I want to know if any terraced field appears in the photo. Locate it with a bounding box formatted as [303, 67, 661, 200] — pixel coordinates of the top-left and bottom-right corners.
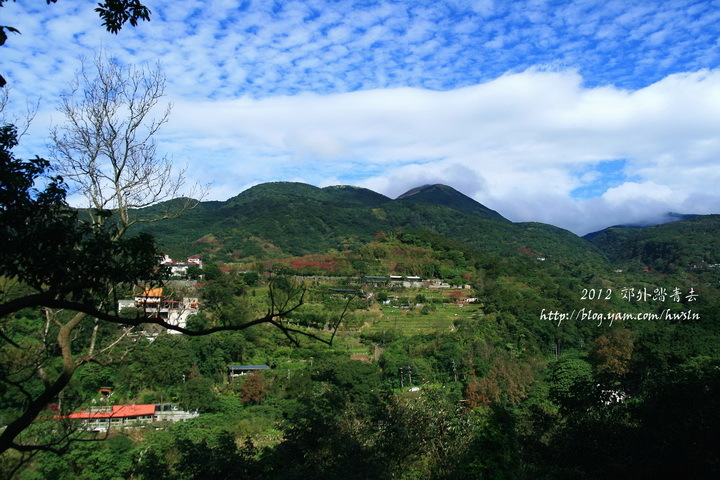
[359, 301, 482, 336]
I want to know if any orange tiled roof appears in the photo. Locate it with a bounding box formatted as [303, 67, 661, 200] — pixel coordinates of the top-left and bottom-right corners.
[141, 287, 163, 298]
[66, 404, 156, 420]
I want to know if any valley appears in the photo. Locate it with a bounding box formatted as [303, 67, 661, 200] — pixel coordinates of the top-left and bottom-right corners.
[5, 181, 720, 479]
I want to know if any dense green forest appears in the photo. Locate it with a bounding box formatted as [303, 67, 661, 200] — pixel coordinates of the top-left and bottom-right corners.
[132, 183, 609, 267]
[4, 192, 720, 478]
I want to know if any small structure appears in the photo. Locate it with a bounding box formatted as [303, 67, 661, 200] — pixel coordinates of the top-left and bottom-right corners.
[57, 404, 197, 432]
[186, 256, 203, 268]
[98, 387, 114, 399]
[403, 276, 422, 288]
[362, 275, 390, 285]
[160, 255, 203, 277]
[118, 287, 199, 332]
[363, 275, 424, 287]
[329, 288, 362, 298]
[227, 364, 271, 382]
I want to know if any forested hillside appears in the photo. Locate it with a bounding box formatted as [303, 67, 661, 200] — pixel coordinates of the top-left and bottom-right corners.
[133, 182, 610, 269]
[586, 214, 720, 273]
[5, 181, 720, 479]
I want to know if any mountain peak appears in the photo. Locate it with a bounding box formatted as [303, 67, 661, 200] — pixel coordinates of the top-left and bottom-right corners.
[397, 184, 453, 199]
[396, 184, 509, 222]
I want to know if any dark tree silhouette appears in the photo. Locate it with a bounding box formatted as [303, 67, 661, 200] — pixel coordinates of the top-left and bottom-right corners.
[0, 125, 336, 469]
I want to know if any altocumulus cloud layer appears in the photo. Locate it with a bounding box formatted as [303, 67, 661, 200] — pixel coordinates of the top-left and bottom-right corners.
[3, 0, 720, 235]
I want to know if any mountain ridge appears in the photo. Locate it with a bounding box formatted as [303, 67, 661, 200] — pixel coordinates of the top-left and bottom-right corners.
[582, 212, 701, 241]
[584, 214, 720, 272]
[394, 184, 509, 223]
[131, 181, 716, 274]
[133, 181, 574, 259]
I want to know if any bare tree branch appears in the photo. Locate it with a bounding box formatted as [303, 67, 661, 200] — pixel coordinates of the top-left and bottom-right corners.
[0, 87, 39, 140]
[0, 275, 325, 457]
[49, 51, 207, 236]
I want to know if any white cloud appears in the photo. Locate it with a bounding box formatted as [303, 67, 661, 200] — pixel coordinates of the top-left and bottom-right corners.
[149, 67, 720, 234]
[11, 64, 720, 236]
[602, 182, 675, 205]
[283, 129, 349, 158]
[4, 1, 720, 237]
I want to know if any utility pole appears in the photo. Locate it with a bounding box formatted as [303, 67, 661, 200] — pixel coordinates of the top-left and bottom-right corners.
[399, 368, 404, 389]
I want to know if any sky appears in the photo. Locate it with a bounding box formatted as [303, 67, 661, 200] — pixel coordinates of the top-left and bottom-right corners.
[3, 0, 720, 235]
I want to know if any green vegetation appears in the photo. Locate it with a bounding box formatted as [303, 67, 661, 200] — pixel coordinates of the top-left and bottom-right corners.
[586, 214, 720, 274]
[5, 204, 720, 478]
[4, 3, 718, 477]
[133, 181, 609, 268]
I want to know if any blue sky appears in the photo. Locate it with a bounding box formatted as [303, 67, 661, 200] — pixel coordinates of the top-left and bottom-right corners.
[3, 0, 720, 235]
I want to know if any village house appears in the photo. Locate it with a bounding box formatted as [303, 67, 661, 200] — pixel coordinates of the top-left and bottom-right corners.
[227, 364, 271, 382]
[360, 275, 426, 287]
[160, 254, 203, 277]
[118, 287, 199, 333]
[403, 276, 422, 287]
[58, 404, 198, 432]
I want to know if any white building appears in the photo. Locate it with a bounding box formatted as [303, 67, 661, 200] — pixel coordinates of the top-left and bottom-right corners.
[160, 255, 203, 277]
[118, 287, 199, 333]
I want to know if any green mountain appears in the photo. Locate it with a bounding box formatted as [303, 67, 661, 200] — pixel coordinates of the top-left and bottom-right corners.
[225, 182, 391, 208]
[130, 182, 604, 269]
[396, 184, 508, 222]
[584, 214, 720, 274]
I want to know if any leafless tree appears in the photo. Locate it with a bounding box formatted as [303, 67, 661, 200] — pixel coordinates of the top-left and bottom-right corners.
[0, 51, 207, 472]
[1, 50, 350, 477]
[49, 51, 204, 236]
[0, 87, 39, 140]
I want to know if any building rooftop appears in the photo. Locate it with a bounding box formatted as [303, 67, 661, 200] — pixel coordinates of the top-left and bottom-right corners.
[65, 404, 156, 420]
